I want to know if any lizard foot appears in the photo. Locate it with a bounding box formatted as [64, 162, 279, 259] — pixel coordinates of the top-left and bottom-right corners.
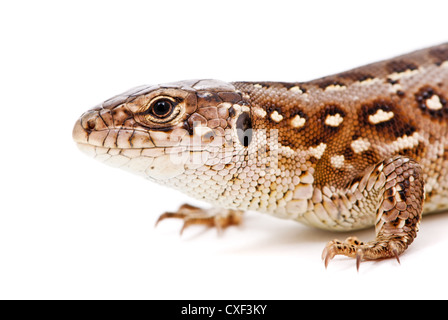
[322, 236, 405, 270]
[155, 203, 243, 235]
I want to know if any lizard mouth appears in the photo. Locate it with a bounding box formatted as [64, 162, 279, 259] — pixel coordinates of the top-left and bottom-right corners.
[73, 115, 191, 179]
[73, 118, 227, 180]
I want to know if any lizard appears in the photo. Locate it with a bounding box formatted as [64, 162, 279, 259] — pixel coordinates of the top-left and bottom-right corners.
[73, 43, 448, 269]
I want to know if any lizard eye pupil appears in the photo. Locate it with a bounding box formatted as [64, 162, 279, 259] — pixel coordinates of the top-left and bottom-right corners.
[151, 99, 173, 118]
[236, 112, 252, 147]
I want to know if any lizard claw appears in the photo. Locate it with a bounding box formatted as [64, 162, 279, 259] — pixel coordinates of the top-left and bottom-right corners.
[356, 249, 363, 271]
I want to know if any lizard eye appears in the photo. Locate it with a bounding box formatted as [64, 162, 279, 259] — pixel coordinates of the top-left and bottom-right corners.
[150, 98, 174, 118]
[236, 112, 252, 147]
[141, 96, 181, 123]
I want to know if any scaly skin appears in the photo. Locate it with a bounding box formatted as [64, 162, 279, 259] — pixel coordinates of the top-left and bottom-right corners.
[73, 43, 448, 268]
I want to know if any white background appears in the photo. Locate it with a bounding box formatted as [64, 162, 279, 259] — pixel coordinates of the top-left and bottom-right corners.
[1, 0, 448, 300]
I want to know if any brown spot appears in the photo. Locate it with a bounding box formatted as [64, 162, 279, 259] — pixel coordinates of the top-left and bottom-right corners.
[278, 82, 297, 89]
[111, 107, 132, 118]
[228, 106, 236, 118]
[343, 146, 354, 160]
[265, 105, 284, 124]
[360, 99, 418, 140]
[308, 156, 318, 164]
[397, 123, 417, 137]
[362, 150, 380, 163]
[398, 190, 406, 201]
[429, 47, 448, 66]
[387, 78, 399, 85]
[338, 71, 374, 82]
[385, 188, 394, 197]
[399, 143, 426, 160]
[316, 78, 346, 90]
[324, 104, 346, 117]
[362, 99, 394, 126]
[85, 118, 96, 132]
[386, 60, 418, 73]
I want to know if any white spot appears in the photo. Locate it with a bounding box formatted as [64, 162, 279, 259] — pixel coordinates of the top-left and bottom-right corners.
[368, 109, 394, 124]
[330, 155, 345, 168]
[324, 113, 344, 127]
[270, 110, 284, 122]
[232, 104, 250, 113]
[253, 84, 263, 88]
[290, 114, 306, 128]
[389, 132, 421, 153]
[350, 138, 371, 153]
[441, 61, 448, 68]
[280, 145, 295, 156]
[324, 84, 346, 91]
[253, 107, 267, 117]
[388, 68, 421, 81]
[357, 78, 381, 86]
[308, 143, 327, 159]
[289, 86, 303, 93]
[426, 95, 443, 110]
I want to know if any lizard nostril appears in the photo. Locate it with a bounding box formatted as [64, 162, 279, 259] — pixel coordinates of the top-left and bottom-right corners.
[80, 110, 100, 132]
[86, 118, 96, 131]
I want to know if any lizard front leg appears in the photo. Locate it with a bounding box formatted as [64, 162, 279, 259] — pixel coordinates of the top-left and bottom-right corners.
[155, 204, 244, 235]
[322, 156, 424, 270]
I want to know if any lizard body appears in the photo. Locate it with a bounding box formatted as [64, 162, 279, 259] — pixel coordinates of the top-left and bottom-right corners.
[73, 43, 448, 267]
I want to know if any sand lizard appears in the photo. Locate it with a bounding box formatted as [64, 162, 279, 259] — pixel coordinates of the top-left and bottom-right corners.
[73, 43, 448, 269]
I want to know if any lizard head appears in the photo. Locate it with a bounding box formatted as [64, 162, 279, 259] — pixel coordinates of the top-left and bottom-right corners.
[73, 80, 256, 197]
